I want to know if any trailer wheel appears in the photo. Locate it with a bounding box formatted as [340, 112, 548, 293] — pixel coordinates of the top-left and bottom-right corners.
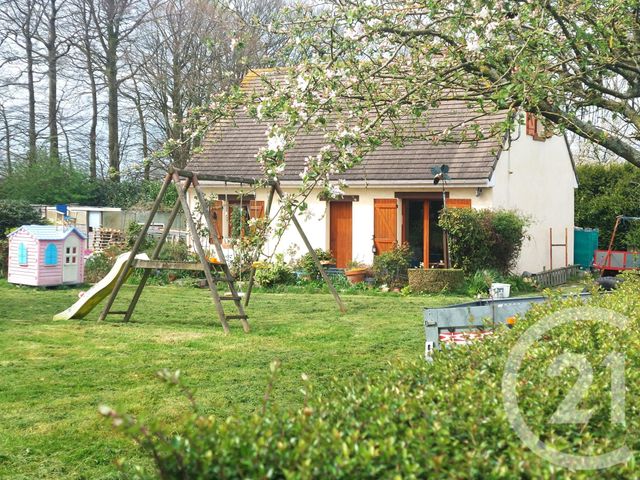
[595, 276, 623, 291]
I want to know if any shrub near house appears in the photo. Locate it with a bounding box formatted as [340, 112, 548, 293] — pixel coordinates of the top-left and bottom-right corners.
[439, 208, 529, 274]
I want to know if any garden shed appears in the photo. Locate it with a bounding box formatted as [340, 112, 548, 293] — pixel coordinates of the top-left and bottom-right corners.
[7, 225, 86, 286]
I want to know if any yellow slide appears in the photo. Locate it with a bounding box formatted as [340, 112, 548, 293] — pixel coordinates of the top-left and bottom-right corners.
[53, 252, 149, 320]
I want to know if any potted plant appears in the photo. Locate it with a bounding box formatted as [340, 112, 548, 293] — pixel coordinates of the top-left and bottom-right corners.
[345, 260, 369, 284]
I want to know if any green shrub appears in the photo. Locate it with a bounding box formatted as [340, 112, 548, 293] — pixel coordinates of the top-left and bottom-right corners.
[407, 268, 464, 293]
[0, 199, 44, 239]
[295, 249, 334, 280]
[84, 251, 113, 284]
[104, 275, 640, 478]
[0, 239, 8, 278]
[464, 269, 537, 297]
[255, 255, 296, 288]
[84, 244, 128, 283]
[126, 221, 154, 251]
[439, 208, 528, 274]
[156, 240, 194, 263]
[372, 242, 412, 287]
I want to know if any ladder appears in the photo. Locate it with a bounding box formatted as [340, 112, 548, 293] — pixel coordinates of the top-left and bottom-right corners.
[96, 169, 249, 333]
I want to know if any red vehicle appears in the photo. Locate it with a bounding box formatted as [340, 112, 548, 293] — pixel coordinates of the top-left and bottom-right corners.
[593, 215, 640, 275]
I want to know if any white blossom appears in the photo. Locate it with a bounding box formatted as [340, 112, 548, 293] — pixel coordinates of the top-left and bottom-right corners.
[267, 133, 286, 152]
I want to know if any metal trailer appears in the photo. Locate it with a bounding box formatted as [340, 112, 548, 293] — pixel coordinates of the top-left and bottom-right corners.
[424, 293, 593, 359]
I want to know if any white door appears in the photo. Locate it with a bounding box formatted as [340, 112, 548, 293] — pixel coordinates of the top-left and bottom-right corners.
[63, 236, 81, 283]
[88, 211, 102, 229]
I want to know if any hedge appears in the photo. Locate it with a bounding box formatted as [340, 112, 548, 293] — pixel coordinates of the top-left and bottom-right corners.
[104, 274, 640, 478]
[408, 268, 464, 293]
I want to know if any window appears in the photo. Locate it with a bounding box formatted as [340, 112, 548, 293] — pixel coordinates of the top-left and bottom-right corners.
[18, 243, 28, 266]
[228, 203, 250, 238]
[44, 243, 58, 265]
[65, 245, 78, 265]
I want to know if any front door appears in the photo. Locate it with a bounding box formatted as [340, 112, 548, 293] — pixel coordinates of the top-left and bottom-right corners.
[330, 202, 352, 268]
[403, 199, 445, 268]
[63, 236, 80, 283]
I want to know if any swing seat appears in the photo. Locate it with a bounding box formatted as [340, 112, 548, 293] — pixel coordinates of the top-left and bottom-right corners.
[208, 256, 222, 264]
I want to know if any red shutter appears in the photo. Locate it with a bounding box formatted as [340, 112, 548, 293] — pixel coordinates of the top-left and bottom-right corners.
[526, 113, 537, 136]
[446, 198, 472, 209]
[249, 200, 265, 219]
[209, 200, 223, 241]
[374, 199, 397, 254]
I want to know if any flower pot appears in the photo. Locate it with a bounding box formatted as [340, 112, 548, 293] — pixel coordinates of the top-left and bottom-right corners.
[345, 268, 367, 284]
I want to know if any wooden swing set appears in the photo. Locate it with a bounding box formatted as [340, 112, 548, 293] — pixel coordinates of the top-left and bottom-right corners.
[97, 167, 345, 333]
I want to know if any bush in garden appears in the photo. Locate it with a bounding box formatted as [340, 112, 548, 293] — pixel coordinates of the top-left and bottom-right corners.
[126, 221, 154, 251]
[296, 248, 334, 280]
[103, 274, 640, 478]
[0, 239, 8, 278]
[156, 240, 194, 263]
[0, 199, 44, 239]
[254, 255, 296, 288]
[84, 251, 113, 284]
[372, 242, 412, 287]
[84, 244, 128, 283]
[439, 208, 528, 274]
[464, 269, 536, 297]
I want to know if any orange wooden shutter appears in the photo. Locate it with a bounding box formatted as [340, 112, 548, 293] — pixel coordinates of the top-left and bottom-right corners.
[446, 198, 472, 209]
[525, 113, 537, 136]
[249, 200, 265, 219]
[374, 199, 397, 254]
[209, 200, 223, 241]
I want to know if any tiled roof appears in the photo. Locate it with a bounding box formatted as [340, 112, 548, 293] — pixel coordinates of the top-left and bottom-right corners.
[188, 69, 507, 184]
[9, 225, 87, 241]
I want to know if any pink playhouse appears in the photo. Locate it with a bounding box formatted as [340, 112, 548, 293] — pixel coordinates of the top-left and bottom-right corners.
[7, 225, 86, 286]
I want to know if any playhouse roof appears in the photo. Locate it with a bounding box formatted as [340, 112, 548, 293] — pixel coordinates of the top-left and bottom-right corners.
[8, 225, 87, 241]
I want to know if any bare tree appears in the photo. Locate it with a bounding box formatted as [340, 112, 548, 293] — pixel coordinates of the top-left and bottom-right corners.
[69, 0, 101, 177]
[1, 0, 45, 164]
[131, 0, 286, 170]
[0, 104, 12, 175]
[87, 0, 156, 181]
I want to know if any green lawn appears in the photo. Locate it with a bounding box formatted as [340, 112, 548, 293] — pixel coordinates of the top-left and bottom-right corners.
[0, 280, 469, 479]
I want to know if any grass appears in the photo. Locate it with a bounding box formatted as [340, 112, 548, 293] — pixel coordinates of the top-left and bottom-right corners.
[0, 279, 469, 479]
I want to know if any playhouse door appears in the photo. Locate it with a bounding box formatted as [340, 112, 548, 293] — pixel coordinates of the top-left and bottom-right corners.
[63, 236, 81, 283]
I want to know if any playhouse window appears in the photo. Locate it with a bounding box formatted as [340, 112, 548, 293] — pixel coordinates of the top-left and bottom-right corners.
[18, 243, 28, 265]
[65, 246, 78, 265]
[44, 243, 58, 266]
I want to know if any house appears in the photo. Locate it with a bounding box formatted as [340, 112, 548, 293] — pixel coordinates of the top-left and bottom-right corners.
[7, 225, 86, 286]
[34, 205, 122, 248]
[186, 71, 576, 274]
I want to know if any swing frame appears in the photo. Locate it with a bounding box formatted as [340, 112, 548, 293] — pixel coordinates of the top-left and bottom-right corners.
[176, 167, 346, 313]
[96, 167, 345, 333]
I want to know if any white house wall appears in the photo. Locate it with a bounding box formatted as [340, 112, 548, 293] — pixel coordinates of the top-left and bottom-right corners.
[490, 134, 577, 273]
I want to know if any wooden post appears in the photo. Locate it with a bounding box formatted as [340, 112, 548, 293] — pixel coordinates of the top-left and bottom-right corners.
[549, 227, 553, 270]
[122, 178, 191, 322]
[244, 185, 276, 307]
[173, 171, 231, 333]
[273, 181, 346, 313]
[98, 172, 173, 322]
[565, 227, 568, 267]
[191, 175, 250, 332]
